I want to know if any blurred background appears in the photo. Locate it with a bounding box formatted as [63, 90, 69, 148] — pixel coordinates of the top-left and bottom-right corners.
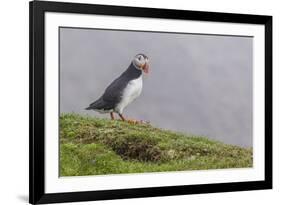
[59, 27, 253, 147]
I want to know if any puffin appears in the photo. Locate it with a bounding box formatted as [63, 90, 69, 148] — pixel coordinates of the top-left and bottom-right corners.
[85, 54, 149, 123]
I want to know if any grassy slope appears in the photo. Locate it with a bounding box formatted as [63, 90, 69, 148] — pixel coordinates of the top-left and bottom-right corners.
[60, 114, 253, 176]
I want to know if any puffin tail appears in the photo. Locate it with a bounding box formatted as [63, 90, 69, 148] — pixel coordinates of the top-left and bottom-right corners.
[85, 98, 104, 110]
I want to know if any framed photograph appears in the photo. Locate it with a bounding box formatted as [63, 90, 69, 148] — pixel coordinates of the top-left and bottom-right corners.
[29, 0, 272, 204]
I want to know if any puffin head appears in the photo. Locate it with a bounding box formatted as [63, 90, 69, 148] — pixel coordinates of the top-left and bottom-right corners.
[132, 53, 149, 74]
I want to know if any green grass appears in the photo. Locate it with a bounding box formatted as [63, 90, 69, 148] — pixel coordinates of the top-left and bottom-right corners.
[60, 113, 253, 176]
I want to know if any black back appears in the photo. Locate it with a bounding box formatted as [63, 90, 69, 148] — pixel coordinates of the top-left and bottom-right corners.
[88, 62, 142, 110]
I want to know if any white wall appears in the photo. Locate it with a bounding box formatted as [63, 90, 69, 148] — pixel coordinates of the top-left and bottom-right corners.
[0, 0, 280, 204]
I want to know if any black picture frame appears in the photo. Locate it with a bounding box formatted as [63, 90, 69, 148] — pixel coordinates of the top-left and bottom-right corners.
[29, 0, 272, 204]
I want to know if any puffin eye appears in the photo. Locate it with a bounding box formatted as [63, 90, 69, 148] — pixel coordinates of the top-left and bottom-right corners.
[138, 56, 142, 60]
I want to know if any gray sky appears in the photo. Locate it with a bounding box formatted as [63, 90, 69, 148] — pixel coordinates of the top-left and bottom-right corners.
[59, 27, 253, 147]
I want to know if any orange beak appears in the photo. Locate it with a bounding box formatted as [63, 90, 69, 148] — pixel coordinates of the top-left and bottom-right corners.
[143, 62, 149, 74]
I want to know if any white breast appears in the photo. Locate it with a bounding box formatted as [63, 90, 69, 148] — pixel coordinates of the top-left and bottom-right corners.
[115, 75, 143, 114]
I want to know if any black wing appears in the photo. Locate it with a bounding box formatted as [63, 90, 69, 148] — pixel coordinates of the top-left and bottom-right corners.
[101, 76, 128, 105]
[85, 78, 125, 110]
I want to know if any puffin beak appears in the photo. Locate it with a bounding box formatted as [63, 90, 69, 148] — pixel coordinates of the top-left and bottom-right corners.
[143, 62, 149, 74]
